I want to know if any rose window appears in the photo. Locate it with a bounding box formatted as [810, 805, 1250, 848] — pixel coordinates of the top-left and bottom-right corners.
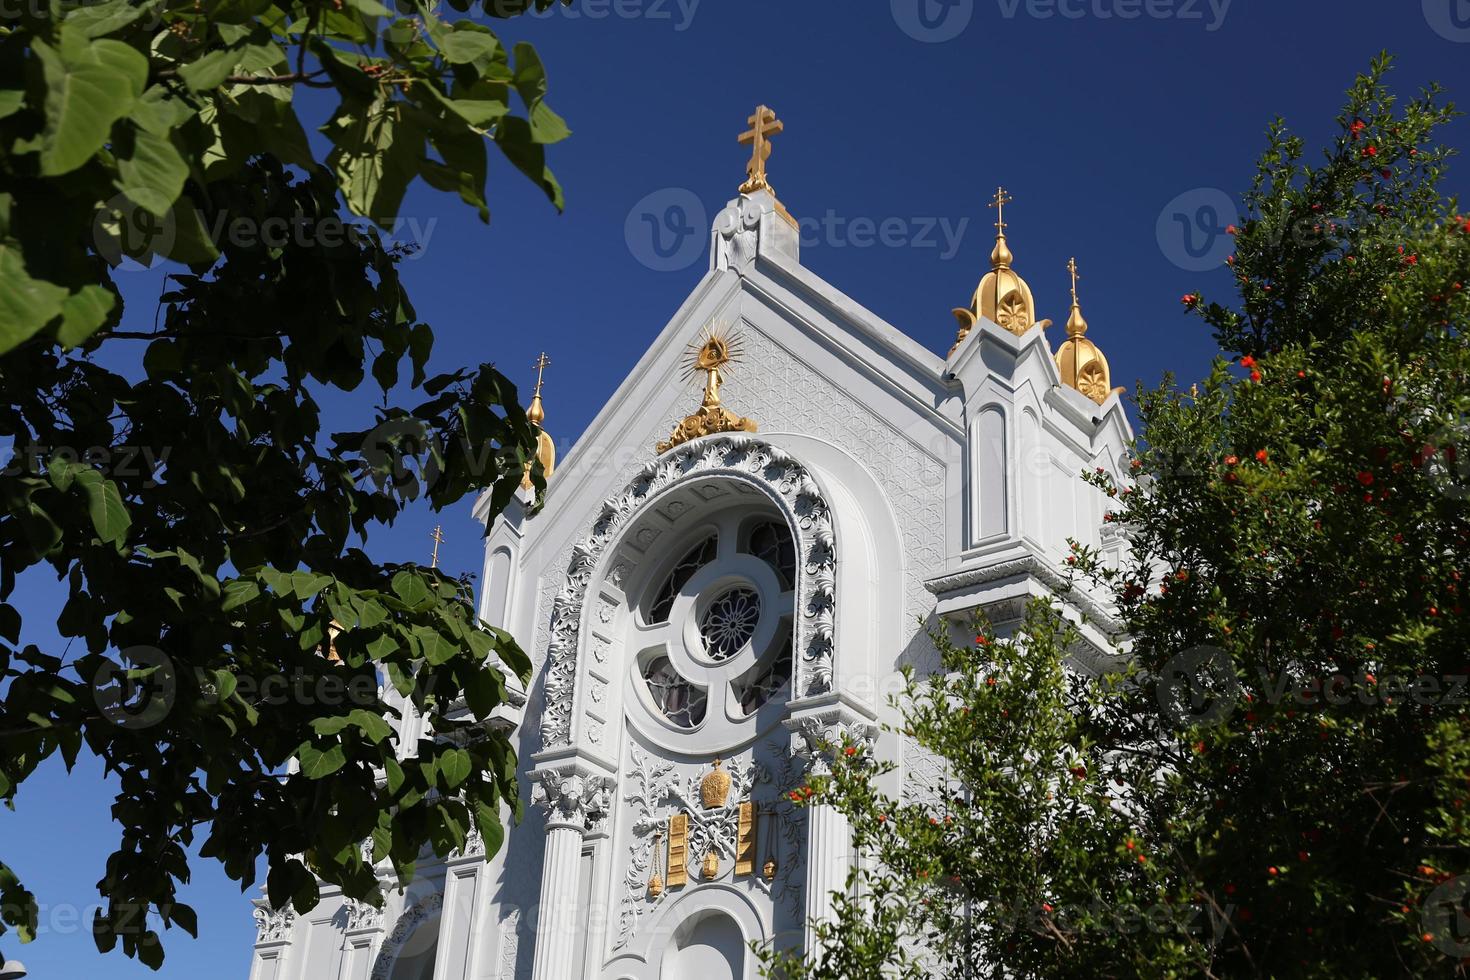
[699, 588, 760, 661]
[630, 516, 797, 737]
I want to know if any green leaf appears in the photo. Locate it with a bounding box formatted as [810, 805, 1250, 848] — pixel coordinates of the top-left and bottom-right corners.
[438, 747, 471, 789]
[297, 742, 347, 779]
[414, 626, 458, 665]
[35, 35, 148, 176]
[178, 44, 244, 91]
[221, 579, 261, 612]
[0, 245, 68, 353]
[348, 708, 393, 744]
[75, 469, 131, 545]
[441, 24, 500, 65]
[116, 127, 189, 218]
[0, 90, 24, 119]
[391, 571, 431, 607]
[56, 285, 116, 348]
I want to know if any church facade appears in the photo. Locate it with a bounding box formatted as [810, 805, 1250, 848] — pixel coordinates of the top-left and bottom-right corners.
[246, 108, 1133, 980]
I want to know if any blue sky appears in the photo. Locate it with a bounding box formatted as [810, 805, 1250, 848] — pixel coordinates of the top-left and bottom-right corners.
[5, 1, 1470, 977]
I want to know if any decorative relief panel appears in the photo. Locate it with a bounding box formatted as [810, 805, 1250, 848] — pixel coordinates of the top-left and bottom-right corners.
[369, 893, 443, 980]
[614, 741, 805, 953]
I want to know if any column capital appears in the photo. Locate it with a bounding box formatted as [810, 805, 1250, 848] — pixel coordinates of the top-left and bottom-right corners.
[784, 703, 876, 777]
[531, 762, 615, 834]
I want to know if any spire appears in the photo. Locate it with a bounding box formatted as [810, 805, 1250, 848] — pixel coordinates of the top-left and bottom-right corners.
[737, 105, 796, 227]
[949, 186, 1045, 355]
[1053, 258, 1122, 405]
[521, 353, 557, 491]
[1065, 256, 1088, 337]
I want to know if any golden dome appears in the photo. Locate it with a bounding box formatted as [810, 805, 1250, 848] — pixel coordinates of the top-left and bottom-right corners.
[950, 187, 1043, 355]
[1054, 258, 1122, 406]
[521, 354, 556, 490]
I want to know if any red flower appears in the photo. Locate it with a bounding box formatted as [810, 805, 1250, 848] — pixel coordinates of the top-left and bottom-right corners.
[1298, 850, 1309, 862]
[1227, 224, 1239, 235]
[1462, 219, 1470, 234]
[974, 635, 990, 647]
[1364, 145, 1378, 157]
[986, 677, 996, 687]
[1350, 118, 1367, 137]
[1071, 766, 1087, 780]
[1255, 449, 1269, 463]
[1268, 866, 1279, 876]
[1240, 355, 1257, 368]
[1250, 370, 1262, 383]
[1225, 455, 1240, 467]
[1181, 293, 1200, 307]
[1297, 370, 1306, 379]
[1357, 471, 1375, 486]
[844, 745, 857, 757]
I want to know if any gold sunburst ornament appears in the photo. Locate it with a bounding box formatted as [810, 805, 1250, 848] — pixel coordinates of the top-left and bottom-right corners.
[656, 324, 758, 453]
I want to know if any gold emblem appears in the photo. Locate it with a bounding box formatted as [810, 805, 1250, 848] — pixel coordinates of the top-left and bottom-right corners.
[1053, 258, 1122, 406]
[656, 326, 758, 454]
[700, 757, 732, 809]
[702, 848, 721, 880]
[950, 187, 1048, 355]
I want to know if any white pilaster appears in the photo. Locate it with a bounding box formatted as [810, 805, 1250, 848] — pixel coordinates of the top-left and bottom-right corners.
[785, 701, 877, 954]
[434, 857, 489, 980]
[528, 762, 615, 980]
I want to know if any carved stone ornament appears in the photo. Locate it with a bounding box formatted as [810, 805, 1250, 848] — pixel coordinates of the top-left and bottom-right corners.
[786, 709, 877, 778]
[251, 903, 296, 944]
[713, 195, 763, 274]
[539, 435, 838, 748]
[370, 893, 444, 980]
[532, 766, 616, 833]
[344, 898, 385, 934]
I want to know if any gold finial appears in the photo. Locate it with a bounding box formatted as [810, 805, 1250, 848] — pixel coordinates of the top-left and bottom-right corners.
[1066, 257, 1088, 337]
[656, 324, 758, 454]
[988, 186, 1015, 269]
[738, 105, 795, 227]
[521, 353, 557, 491]
[429, 525, 445, 569]
[949, 186, 1043, 354]
[1054, 257, 1122, 405]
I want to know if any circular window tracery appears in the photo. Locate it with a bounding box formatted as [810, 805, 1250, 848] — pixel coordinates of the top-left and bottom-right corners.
[698, 588, 761, 661]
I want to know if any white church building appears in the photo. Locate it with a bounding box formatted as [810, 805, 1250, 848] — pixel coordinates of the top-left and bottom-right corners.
[247, 107, 1133, 980]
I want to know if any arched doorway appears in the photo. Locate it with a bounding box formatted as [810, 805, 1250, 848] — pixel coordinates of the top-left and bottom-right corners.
[660, 910, 746, 980]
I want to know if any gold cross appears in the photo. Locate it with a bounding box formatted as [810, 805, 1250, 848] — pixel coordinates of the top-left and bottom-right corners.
[532, 352, 551, 398]
[738, 105, 784, 194]
[989, 186, 1014, 235]
[429, 524, 445, 569]
[1068, 257, 1081, 304]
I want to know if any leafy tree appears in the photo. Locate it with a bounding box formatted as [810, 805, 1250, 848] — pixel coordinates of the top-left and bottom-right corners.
[0, 0, 573, 967]
[765, 54, 1470, 979]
